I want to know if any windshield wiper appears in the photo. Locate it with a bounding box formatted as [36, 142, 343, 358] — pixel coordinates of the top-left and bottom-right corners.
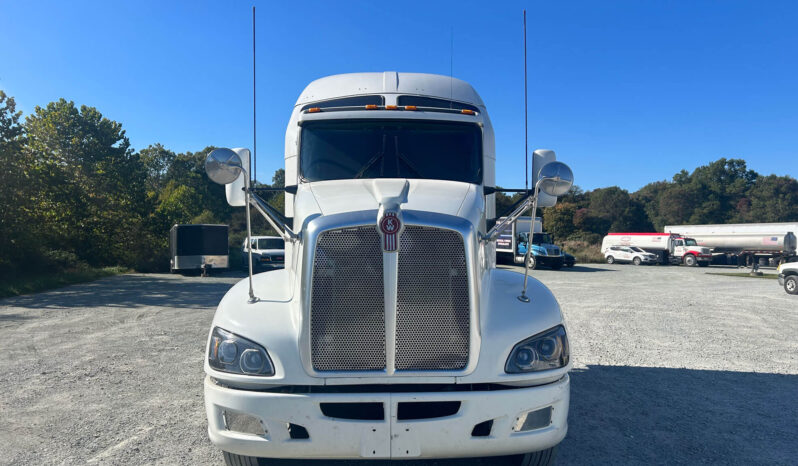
[354, 134, 388, 179]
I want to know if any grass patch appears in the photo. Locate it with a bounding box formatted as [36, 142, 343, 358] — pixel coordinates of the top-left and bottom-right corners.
[705, 272, 779, 279]
[561, 240, 605, 264]
[0, 266, 128, 298]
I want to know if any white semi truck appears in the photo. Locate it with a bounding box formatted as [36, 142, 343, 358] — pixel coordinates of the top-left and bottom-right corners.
[664, 223, 797, 265]
[601, 232, 712, 266]
[201, 72, 575, 465]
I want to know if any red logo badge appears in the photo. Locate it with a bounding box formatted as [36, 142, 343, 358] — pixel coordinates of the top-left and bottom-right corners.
[379, 212, 401, 252]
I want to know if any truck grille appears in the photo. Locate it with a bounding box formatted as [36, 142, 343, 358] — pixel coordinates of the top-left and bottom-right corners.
[310, 224, 470, 372]
[396, 226, 469, 370]
[310, 226, 385, 371]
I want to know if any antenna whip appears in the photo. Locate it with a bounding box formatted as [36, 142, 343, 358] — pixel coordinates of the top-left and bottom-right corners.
[252, 6, 257, 186]
[523, 9, 528, 191]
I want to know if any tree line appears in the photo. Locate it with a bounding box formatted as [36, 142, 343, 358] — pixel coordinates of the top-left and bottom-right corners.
[2, 90, 797, 278]
[497, 158, 798, 245]
[0, 91, 282, 279]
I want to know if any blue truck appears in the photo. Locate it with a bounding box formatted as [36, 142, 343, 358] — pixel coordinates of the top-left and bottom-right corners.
[495, 216, 573, 269]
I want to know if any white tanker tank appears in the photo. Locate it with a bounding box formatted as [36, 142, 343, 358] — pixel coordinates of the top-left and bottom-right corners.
[664, 223, 798, 257]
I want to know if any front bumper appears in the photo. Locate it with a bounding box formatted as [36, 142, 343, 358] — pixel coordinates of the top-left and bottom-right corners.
[779, 274, 785, 286]
[205, 374, 569, 459]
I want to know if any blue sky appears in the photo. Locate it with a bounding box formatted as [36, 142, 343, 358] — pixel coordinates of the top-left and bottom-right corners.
[1, 0, 796, 191]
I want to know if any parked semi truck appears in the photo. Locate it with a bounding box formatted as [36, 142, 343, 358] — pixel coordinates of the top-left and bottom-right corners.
[201, 72, 575, 465]
[496, 216, 565, 269]
[664, 223, 797, 264]
[601, 232, 712, 266]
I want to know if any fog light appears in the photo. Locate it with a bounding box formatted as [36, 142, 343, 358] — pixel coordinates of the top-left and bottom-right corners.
[512, 407, 552, 432]
[223, 410, 267, 436]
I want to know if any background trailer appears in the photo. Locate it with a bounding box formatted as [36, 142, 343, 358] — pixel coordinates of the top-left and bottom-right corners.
[169, 224, 229, 273]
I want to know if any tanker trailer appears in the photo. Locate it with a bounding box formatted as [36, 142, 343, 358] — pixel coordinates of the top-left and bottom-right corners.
[664, 223, 798, 265]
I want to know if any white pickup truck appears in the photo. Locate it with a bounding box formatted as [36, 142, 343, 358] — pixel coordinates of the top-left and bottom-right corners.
[777, 260, 798, 295]
[201, 72, 574, 465]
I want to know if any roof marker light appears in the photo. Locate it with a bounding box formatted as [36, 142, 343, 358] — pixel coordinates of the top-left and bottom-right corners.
[365, 104, 378, 110]
[307, 107, 321, 113]
[386, 105, 398, 110]
[404, 105, 417, 111]
[461, 109, 476, 115]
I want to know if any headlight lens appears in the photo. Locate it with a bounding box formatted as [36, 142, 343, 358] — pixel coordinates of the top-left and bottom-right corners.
[505, 325, 569, 373]
[208, 327, 275, 376]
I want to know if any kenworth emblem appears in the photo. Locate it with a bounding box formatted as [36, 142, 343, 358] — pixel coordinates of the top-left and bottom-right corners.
[373, 180, 410, 253]
[379, 212, 401, 252]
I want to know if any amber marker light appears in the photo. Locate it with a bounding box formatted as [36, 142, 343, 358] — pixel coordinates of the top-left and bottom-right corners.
[461, 109, 476, 115]
[365, 104, 378, 110]
[386, 105, 398, 110]
[307, 107, 321, 113]
[404, 105, 417, 111]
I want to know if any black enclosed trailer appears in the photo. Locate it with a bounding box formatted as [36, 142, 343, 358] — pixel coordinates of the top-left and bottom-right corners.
[169, 224, 229, 274]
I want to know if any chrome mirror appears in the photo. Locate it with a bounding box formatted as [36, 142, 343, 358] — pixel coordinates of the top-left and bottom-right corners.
[205, 148, 244, 185]
[538, 161, 574, 197]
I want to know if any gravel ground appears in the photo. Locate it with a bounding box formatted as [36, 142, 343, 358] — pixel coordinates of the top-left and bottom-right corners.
[0, 264, 796, 465]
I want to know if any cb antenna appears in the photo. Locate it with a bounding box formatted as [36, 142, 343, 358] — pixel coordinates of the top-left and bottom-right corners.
[523, 9, 528, 191]
[449, 27, 454, 108]
[252, 5, 257, 186]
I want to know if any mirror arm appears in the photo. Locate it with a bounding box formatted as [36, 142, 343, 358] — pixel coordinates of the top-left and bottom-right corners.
[481, 191, 537, 243]
[249, 191, 299, 242]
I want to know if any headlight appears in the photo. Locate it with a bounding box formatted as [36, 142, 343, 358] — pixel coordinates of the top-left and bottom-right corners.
[505, 325, 569, 373]
[208, 327, 275, 376]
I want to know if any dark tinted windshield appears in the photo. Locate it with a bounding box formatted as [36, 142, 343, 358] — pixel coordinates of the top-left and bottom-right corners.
[257, 238, 284, 250]
[532, 233, 553, 245]
[684, 239, 697, 246]
[300, 120, 482, 183]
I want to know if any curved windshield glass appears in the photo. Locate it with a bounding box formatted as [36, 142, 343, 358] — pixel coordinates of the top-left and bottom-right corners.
[256, 238, 284, 250]
[684, 239, 697, 246]
[300, 120, 482, 183]
[532, 233, 553, 245]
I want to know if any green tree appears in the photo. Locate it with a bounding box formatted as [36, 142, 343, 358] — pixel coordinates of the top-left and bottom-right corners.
[24, 99, 147, 266]
[744, 175, 798, 222]
[139, 143, 176, 193]
[0, 91, 29, 276]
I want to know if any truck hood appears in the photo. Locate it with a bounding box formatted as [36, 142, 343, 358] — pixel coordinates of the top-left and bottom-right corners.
[295, 179, 481, 223]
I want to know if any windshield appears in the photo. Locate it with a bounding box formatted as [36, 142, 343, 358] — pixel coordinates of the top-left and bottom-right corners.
[256, 238, 284, 250]
[532, 233, 553, 245]
[631, 247, 644, 252]
[300, 120, 482, 183]
[684, 239, 697, 246]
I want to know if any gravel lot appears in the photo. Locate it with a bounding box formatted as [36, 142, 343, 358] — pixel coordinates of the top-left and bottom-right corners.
[1, 264, 796, 465]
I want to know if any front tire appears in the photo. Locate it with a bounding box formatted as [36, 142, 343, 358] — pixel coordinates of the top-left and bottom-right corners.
[785, 276, 798, 295]
[222, 452, 260, 466]
[526, 255, 537, 270]
[633, 257, 641, 266]
[519, 446, 559, 466]
[684, 255, 697, 267]
[606, 255, 615, 264]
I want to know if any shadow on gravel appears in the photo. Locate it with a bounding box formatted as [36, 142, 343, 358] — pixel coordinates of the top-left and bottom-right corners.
[208, 366, 797, 466]
[558, 266, 615, 273]
[497, 265, 616, 273]
[2, 273, 243, 309]
[561, 365, 798, 465]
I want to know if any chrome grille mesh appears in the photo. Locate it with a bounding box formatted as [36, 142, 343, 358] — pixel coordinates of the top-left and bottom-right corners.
[311, 226, 385, 371]
[395, 226, 470, 370]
